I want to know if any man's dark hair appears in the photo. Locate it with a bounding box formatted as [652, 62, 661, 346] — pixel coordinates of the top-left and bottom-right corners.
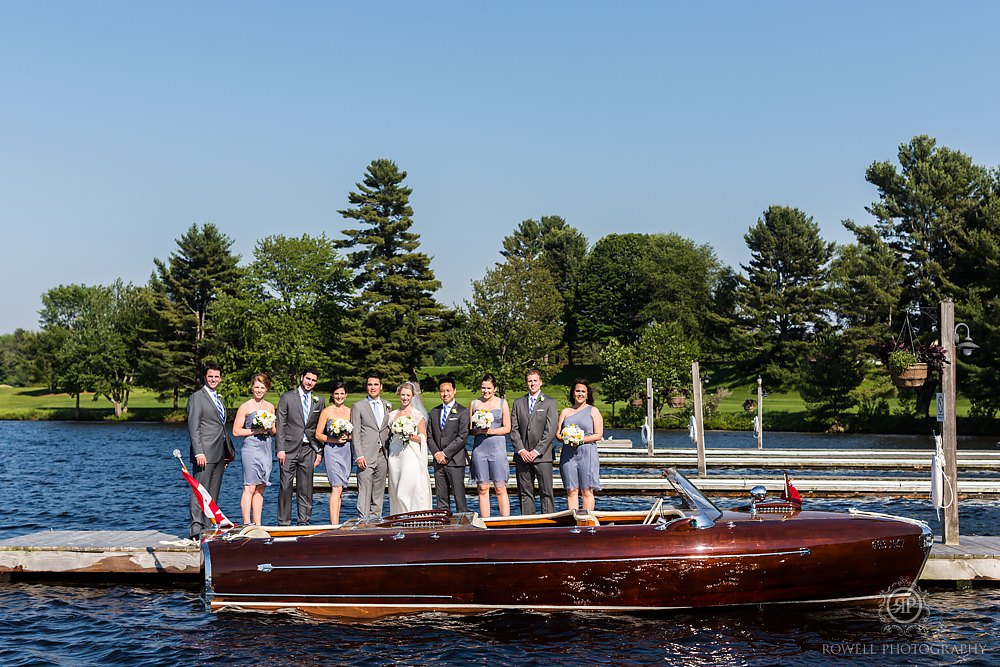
[300, 367, 319, 379]
[438, 375, 456, 390]
[364, 370, 382, 381]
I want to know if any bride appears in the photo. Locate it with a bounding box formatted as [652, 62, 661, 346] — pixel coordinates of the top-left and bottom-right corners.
[387, 381, 433, 514]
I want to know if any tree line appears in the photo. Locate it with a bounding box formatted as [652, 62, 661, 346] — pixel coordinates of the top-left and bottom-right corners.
[3, 136, 1000, 428]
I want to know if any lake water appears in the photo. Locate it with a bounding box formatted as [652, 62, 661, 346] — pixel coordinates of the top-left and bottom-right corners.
[1, 421, 998, 666]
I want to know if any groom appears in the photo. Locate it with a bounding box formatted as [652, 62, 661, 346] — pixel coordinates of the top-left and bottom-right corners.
[428, 376, 470, 513]
[351, 370, 391, 520]
[276, 368, 325, 525]
[510, 368, 558, 515]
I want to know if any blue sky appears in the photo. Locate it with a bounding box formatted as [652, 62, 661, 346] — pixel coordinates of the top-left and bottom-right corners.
[2, 1, 999, 333]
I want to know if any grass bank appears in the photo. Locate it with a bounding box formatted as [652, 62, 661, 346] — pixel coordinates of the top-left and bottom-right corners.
[2, 367, 997, 435]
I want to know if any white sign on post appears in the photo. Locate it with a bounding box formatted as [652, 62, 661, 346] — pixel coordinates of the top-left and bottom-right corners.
[936, 392, 945, 423]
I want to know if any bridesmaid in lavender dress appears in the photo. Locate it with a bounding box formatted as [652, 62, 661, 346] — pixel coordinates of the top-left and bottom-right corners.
[469, 373, 512, 517]
[555, 378, 604, 511]
[232, 373, 277, 526]
[314, 381, 353, 524]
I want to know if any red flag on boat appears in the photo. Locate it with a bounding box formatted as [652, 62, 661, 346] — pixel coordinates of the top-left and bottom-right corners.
[173, 450, 233, 528]
[782, 471, 803, 507]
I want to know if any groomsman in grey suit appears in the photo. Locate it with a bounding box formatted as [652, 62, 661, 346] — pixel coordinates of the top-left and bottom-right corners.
[510, 368, 558, 515]
[428, 376, 470, 513]
[350, 371, 391, 520]
[187, 365, 233, 538]
[276, 368, 325, 525]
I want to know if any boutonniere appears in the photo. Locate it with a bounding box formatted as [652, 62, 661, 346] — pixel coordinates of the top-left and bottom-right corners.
[312, 395, 319, 404]
[538, 395, 544, 402]
[385, 401, 392, 410]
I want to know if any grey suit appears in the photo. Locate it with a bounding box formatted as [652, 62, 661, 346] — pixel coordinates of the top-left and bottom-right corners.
[350, 396, 391, 520]
[276, 388, 325, 525]
[509, 392, 558, 514]
[428, 402, 470, 512]
[187, 386, 232, 537]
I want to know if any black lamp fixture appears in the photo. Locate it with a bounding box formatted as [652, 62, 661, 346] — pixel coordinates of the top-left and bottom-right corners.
[955, 322, 981, 357]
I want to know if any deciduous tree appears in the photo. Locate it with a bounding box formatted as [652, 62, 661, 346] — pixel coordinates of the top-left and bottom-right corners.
[454, 257, 563, 396]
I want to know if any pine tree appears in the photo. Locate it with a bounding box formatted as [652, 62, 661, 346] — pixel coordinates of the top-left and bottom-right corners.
[147, 223, 242, 392]
[735, 205, 834, 390]
[337, 159, 448, 384]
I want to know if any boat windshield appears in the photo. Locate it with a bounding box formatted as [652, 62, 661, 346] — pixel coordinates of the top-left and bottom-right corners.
[665, 468, 723, 527]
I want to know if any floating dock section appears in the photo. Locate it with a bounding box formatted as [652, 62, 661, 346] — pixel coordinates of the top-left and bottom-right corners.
[0, 530, 200, 583]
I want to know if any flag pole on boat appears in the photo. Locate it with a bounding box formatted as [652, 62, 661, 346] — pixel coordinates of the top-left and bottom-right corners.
[172, 449, 233, 530]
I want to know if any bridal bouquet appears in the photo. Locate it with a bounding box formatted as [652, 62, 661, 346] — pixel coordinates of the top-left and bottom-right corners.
[325, 418, 353, 438]
[391, 415, 418, 440]
[471, 409, 494, 430]
[561, 424, 585, 447]
[252, 410, 276, 430]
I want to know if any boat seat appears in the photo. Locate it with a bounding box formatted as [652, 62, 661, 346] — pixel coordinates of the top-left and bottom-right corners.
[574, 511, 600, 527]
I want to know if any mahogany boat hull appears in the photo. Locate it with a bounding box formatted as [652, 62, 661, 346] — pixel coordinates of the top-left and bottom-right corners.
[203, 509, 931, 617]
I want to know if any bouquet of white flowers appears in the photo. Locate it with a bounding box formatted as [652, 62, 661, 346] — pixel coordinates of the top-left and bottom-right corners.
[252, 410, 276, 430]
[325, 417, 353, 438]
[391, 415, 418, 440]
[471, 409, 494, 431]
[561, 423, 585, 447]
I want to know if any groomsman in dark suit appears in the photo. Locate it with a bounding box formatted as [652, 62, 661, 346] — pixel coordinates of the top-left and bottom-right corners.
[510, 368, 558, 514]
[276, 368, 325, 525]
[428, 376, 470, 513]
[186, 365, 233, 538]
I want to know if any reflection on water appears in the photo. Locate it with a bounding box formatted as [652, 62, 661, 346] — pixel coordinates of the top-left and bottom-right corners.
[0, 583, 997, 666]
[1, 421, 999, 665]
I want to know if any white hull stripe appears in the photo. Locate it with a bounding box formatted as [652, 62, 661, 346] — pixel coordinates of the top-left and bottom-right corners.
[210, 592, 908, 612]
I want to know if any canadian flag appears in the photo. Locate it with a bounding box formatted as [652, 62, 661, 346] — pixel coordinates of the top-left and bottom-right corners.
[173, 450, 233, 528]
[782, 471, 803, 507]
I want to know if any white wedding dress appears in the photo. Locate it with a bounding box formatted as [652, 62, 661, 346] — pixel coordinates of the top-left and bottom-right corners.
[386, 410, 433, 515]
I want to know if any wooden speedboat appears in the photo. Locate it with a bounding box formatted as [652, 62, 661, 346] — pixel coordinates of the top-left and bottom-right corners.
[202, 469, 932, 617]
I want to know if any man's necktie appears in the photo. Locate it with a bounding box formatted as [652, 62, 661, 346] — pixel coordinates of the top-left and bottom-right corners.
[302, 392, 311, 421]
[213, 391, 225, 423]
[529, 396, 536, 415]
[441, 404, 449, 430]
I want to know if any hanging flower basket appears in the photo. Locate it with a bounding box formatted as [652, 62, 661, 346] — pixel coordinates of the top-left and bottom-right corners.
[890, 362, 927, 388]
[667, 394, 686, 408]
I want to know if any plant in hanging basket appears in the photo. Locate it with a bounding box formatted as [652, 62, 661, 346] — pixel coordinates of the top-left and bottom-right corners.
[886, 348, 920, 374]
[666, 388, 687, 408]
[879, 341, 948, 388]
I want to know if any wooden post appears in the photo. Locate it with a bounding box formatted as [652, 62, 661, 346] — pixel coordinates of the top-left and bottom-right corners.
[941, 298, 960, 545]
[646, 377, 655, 455]
[756, 376, 763, 450]
[692, 361, 706, 476]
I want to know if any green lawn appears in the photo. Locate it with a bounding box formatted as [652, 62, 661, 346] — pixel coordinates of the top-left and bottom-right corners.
[0, 369, 988, 433]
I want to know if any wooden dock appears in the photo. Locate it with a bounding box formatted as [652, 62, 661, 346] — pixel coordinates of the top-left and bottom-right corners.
[1, 529, 998, 586]
[922, 536, 1000, 583]
[593, 447, 1000, 470]
[0, 530, 200, 582]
